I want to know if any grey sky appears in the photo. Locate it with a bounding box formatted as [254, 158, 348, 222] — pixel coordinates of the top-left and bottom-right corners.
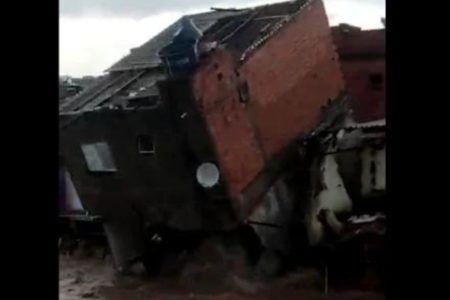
[60, 0, 220, 17]
[60, 0, 385, 77]
[60, 0, 384, 18]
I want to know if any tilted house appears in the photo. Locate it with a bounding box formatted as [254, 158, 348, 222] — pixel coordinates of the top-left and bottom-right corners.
[59, 0, 345, 270]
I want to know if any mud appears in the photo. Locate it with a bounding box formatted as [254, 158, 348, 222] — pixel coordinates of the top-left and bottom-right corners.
[59, 239, 384, 300]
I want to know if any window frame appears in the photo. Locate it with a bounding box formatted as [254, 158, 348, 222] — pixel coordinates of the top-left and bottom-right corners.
[137, 135, 155, 155]
[80, 142, 117, 173]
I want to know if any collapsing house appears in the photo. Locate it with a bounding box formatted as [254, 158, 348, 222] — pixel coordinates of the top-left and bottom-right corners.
[59, 0, 385, 279]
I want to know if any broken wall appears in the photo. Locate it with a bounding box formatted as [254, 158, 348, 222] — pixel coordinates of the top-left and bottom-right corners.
[192, 0, 344, 217]
[304, 127, 386, 246]
[249, 178, 296, 254]
[306, 154, 353, 246]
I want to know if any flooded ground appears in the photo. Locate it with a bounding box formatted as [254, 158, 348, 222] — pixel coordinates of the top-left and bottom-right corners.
[59, 239, 384, 300]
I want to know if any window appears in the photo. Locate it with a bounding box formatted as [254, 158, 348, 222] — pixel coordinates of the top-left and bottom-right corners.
[81, 142, 117, 173]
[369, 73, 383, 90]
[137, 135, 155, 155]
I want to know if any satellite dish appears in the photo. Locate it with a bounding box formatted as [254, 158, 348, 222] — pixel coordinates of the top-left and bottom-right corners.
[196, 162, 220, 188]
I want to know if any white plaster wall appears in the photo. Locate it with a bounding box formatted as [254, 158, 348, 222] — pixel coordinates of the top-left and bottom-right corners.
[64, 170, 84, 212]
[375, 146, 386, 191]
[306, 155, 353, 246]
[361, 146, 386, 196]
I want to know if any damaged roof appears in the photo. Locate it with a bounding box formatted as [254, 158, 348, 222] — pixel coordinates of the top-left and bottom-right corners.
[108, 0, 307, 72]
[60, 0, 309, 113]
[202, 0, 308, 61]
[60, 10, 248, 113]
[59, 69, 165, 112]
[107, 10, 247, 73]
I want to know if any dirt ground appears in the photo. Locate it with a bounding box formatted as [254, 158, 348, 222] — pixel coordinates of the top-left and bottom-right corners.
[59, 239, 385, 300]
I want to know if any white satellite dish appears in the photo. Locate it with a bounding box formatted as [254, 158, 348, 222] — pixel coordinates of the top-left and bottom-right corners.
[196, 162, 220, 188]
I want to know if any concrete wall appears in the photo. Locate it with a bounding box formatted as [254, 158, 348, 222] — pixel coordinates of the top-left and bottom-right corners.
[60, 109, 196, 225]
[60, 104, 237, 269]
[60, 93, 237, 227]
[60, 70, 254, 270]
[60, 109, 192, 268]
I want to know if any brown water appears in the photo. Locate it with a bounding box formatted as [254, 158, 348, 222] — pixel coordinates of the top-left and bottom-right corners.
[59, 239, 384, 300]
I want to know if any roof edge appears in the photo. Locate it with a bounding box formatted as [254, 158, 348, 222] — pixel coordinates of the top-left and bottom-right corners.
[239, 0, 314, 63]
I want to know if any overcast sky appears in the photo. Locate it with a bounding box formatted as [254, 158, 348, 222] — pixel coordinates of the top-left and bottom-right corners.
[60, 0, 385, 77]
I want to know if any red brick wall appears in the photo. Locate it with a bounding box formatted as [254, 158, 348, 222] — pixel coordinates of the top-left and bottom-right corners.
[332, 27, 385, 122]
[192, 0, 344, 197]
[192, 50, 265, 195]
[241, 0, 344, 156]
[339, 59, 385, 122]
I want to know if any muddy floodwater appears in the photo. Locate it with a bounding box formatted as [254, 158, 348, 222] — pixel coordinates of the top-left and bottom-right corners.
[59, 239, 384, 300]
